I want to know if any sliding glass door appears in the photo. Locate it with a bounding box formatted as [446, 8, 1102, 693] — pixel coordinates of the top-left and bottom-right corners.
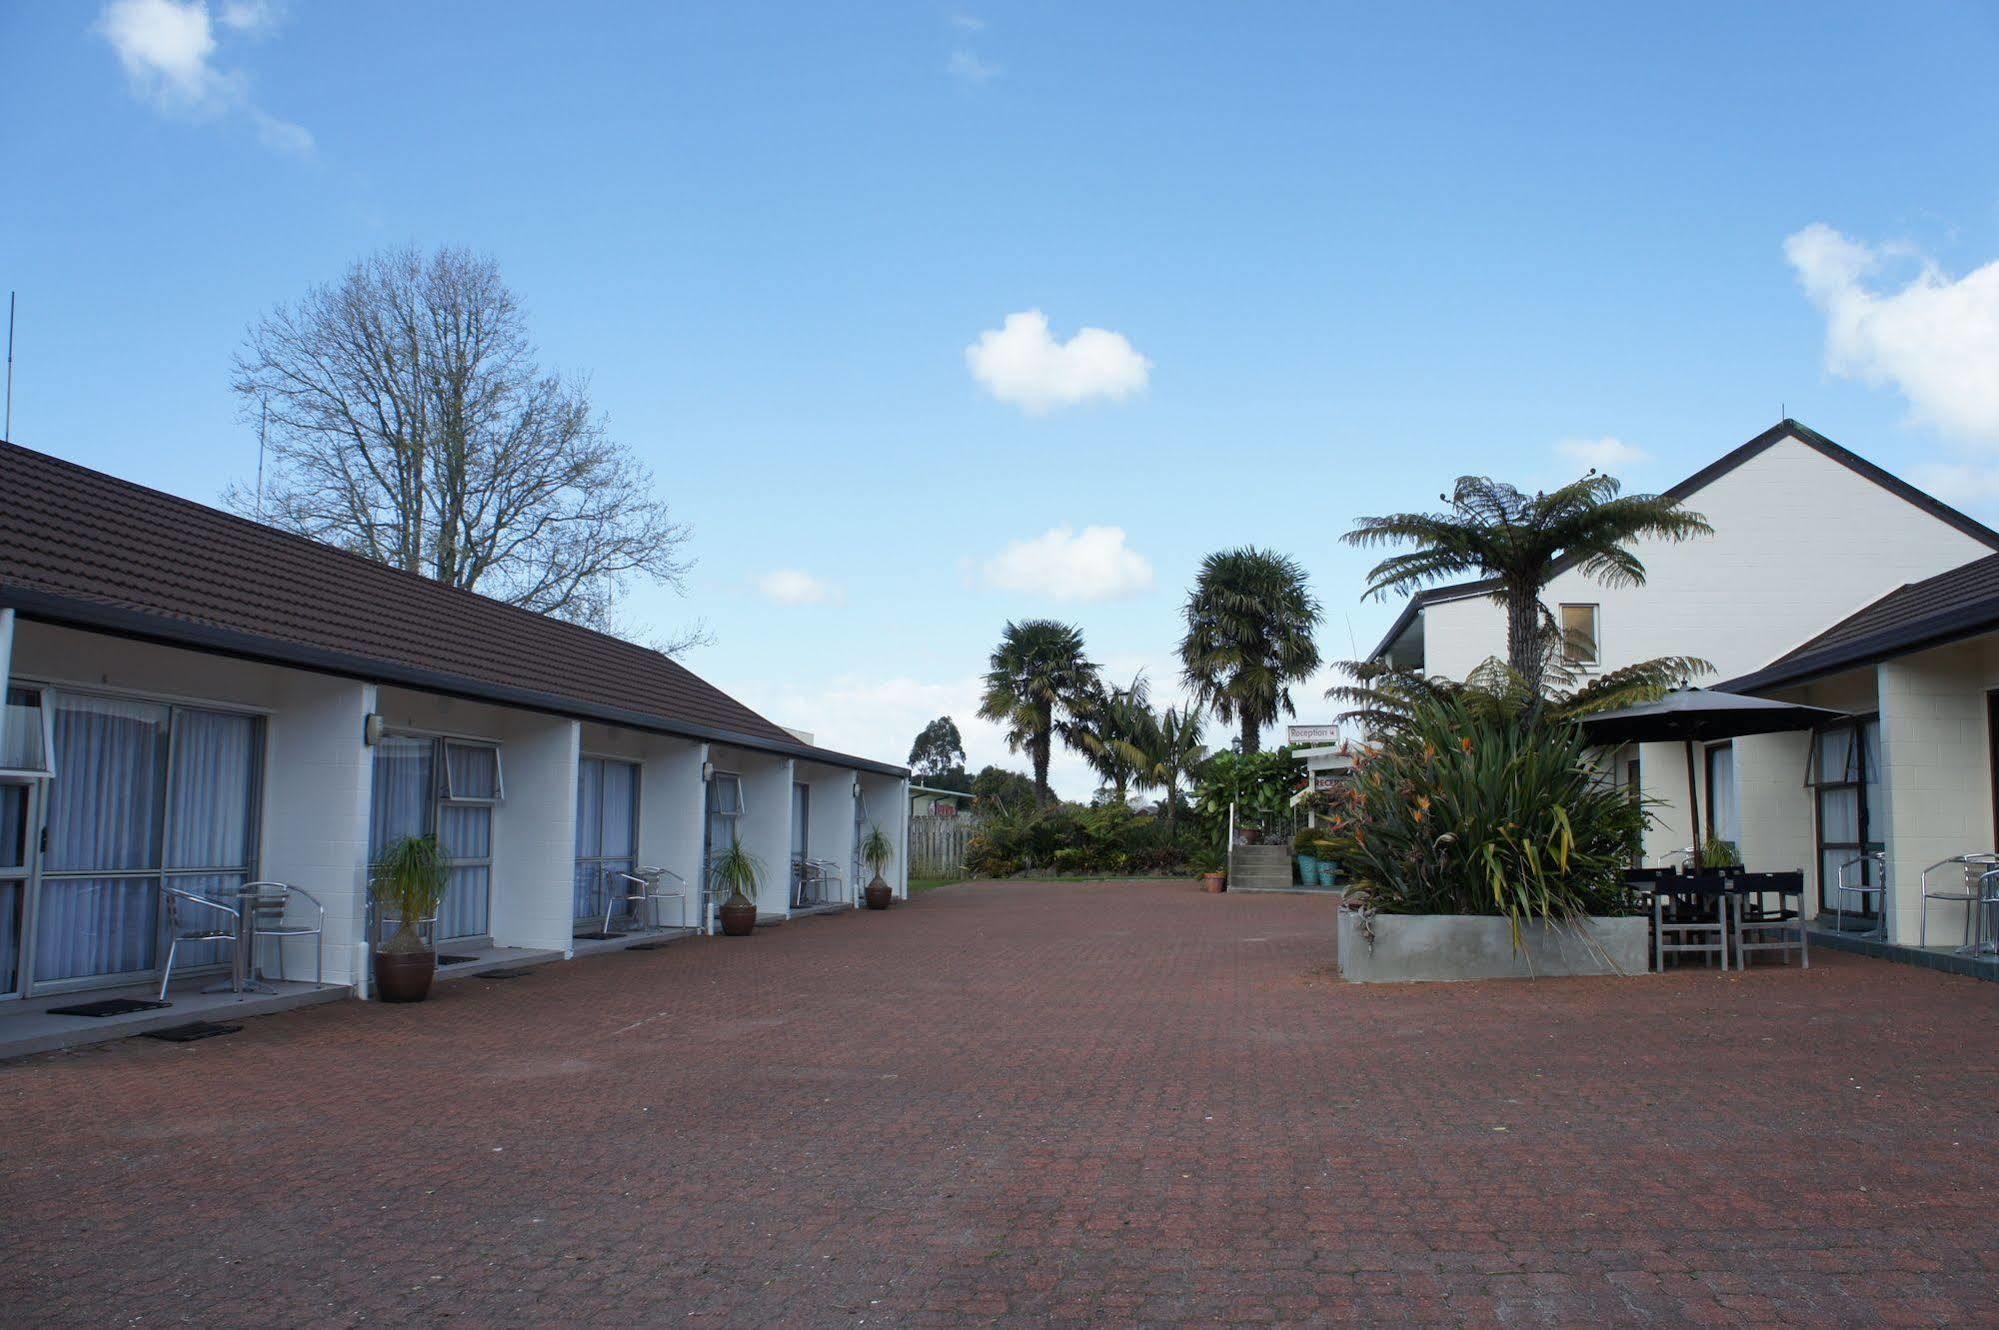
[0, 781, 33, 999]
[28, 692, 262, 994]
[369, 734, 500, 945]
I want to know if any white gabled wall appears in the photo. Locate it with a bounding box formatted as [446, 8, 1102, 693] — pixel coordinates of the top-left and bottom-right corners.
[1414, 432, 1994, 683]
[715, 746, 794, 920]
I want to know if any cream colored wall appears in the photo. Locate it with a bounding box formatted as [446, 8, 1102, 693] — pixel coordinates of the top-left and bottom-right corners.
[1733, 731, 1816, 907]
[1876, 638, 1999, 945]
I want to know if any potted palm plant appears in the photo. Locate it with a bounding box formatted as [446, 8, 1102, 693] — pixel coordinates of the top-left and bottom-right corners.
[713, 839, 763, 936]
[860, 824, 895, 909]
[372, 834, 449, 1003]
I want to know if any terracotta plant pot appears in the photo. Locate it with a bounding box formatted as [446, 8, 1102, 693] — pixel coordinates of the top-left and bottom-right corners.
[719, 900, 758, 936]
[373, 949, 436, 1003]
[864, 875, 893, 910]
[1201, 871, 1227, 894]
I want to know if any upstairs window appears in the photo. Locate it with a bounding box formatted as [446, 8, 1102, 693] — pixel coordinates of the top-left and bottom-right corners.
[1560, 604, 1599, 665]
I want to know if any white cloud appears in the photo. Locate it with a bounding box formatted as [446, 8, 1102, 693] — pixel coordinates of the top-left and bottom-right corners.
[947, 49, 999, 82]
[950, 12, 986, 32]
[965, 310, 1151, 413]
[1555, 435, 1649, 472]
[982, 525, 1155, 601]
[1785, 223, 1999, 444]
[96, 0, 311, 153]
[757, 568, 843, 606]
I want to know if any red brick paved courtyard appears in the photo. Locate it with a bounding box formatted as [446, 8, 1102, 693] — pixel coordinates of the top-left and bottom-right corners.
[4, 880, 1998, 1328]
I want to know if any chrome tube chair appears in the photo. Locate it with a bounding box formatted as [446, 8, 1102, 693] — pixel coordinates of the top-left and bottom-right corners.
[1917, 854, 1999, 949]
[247, 881, 326, 985]
[158, 884, 241, 1001]
[607, 865, 694, 935]
[1831, 851, 1888, 939]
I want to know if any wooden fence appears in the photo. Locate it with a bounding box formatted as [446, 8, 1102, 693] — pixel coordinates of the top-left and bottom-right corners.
[909, 814, 978, 876]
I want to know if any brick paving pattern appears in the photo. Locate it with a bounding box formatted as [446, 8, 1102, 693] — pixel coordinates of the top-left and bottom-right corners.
[4, 880, 1997, 1327]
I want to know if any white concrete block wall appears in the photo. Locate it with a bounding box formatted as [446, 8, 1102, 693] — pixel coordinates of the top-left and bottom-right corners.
[1732, 731, 1816, 908]
[1637, 741, 1700, 865]
[637, 737, 706, 925]
[260, 675, 375, 986]
[723, 748, 795, 919]
[490, 711, 581, 955]
[1409, 433, 1994, 683]
[1877, 643, 1997, 945]
[858, 772, 909, 898]
[799, 762, 860, 905]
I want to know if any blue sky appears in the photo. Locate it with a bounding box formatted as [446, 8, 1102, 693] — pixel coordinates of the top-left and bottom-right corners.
[5, 2, 1999, 795]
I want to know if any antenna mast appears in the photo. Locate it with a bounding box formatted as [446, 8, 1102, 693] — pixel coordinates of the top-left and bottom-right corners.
[5, 292, 14, 441]
[255, 399, 268, 518]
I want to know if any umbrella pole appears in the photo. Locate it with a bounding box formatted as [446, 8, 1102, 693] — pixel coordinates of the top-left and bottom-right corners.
[1684, 738, 1703, 871]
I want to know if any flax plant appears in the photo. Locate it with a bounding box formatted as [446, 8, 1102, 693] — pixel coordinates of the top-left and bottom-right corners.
[1324, 694, 1647, 949]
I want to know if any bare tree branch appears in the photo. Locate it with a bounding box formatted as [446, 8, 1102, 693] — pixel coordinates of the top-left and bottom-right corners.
[228, 245, 698, 644]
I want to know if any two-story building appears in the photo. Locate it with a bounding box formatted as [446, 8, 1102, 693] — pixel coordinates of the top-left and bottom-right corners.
[1365, 420, 1999, 881]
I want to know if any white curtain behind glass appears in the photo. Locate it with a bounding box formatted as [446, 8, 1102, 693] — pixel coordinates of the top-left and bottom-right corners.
[36, 696, 170, 982]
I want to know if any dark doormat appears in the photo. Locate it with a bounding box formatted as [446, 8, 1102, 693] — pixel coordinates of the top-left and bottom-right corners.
[626, 940, 677, 951]
[438, 954, 483, 966]
[142, 1021, 241, 1043]
[572, 931, 627, 941]
[49, 998, 172, 1018]
[476, 968, 533, 980]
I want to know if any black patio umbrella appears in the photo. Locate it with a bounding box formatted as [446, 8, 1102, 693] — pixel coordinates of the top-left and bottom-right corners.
[1578, 688, 1849, 869]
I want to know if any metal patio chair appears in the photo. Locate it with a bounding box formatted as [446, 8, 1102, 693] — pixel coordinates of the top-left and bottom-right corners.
[810, 857, 847, 907]
[606, 865, 694, 934]
[158, 884, 241, 1001]
[1728, 871, 1808, 969]
[1832, 851, 1888, 939]
[247, 881, 326, 985]
[1917, 854, 1999, 949]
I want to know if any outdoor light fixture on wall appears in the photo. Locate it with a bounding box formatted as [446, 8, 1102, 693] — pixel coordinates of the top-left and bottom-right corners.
[363, 713, 385, 746]
[701, 760, 715, 782]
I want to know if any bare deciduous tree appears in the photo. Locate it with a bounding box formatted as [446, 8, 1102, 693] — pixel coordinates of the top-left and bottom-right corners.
[228, 245, 701, 646]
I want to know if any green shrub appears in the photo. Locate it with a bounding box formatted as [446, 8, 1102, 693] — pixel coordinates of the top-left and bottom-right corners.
[1325, 693, 1648, 943]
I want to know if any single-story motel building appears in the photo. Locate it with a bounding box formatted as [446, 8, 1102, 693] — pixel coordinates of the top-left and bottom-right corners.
[0, 440, 909, 1052]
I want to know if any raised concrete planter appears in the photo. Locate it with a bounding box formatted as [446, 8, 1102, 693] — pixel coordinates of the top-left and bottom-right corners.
[1336, 910, 1648, 983]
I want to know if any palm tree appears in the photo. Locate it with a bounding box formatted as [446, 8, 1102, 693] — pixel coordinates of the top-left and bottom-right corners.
[977, 619, 1100, 806]
[1329, 651, 1712, 737]
[1180, 547, 1323, 755]
[1139, 703, 1208, 833]
[1076, 672, 1159, 806]
[1344, 473, 1711, 697]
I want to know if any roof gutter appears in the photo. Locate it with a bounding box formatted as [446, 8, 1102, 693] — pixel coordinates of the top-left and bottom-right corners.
[2, 587, 909, 778]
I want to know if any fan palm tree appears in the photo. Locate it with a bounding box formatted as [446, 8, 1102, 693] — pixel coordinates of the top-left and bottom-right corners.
[1180, 547, 1323, 755]
[978, 619, 1100, 806]
[1076, 672, 1159, 805]
[1140, 703, 1209, 833]
[1344, 473, 1712, 697]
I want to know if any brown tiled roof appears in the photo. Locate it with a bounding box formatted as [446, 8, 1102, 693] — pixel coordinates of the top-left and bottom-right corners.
[1720, 552, 1999, 694]
[0, 440, 903, 775]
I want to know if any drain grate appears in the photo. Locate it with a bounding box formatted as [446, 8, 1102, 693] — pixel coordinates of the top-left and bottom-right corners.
[142, 1021, 241, 1043]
